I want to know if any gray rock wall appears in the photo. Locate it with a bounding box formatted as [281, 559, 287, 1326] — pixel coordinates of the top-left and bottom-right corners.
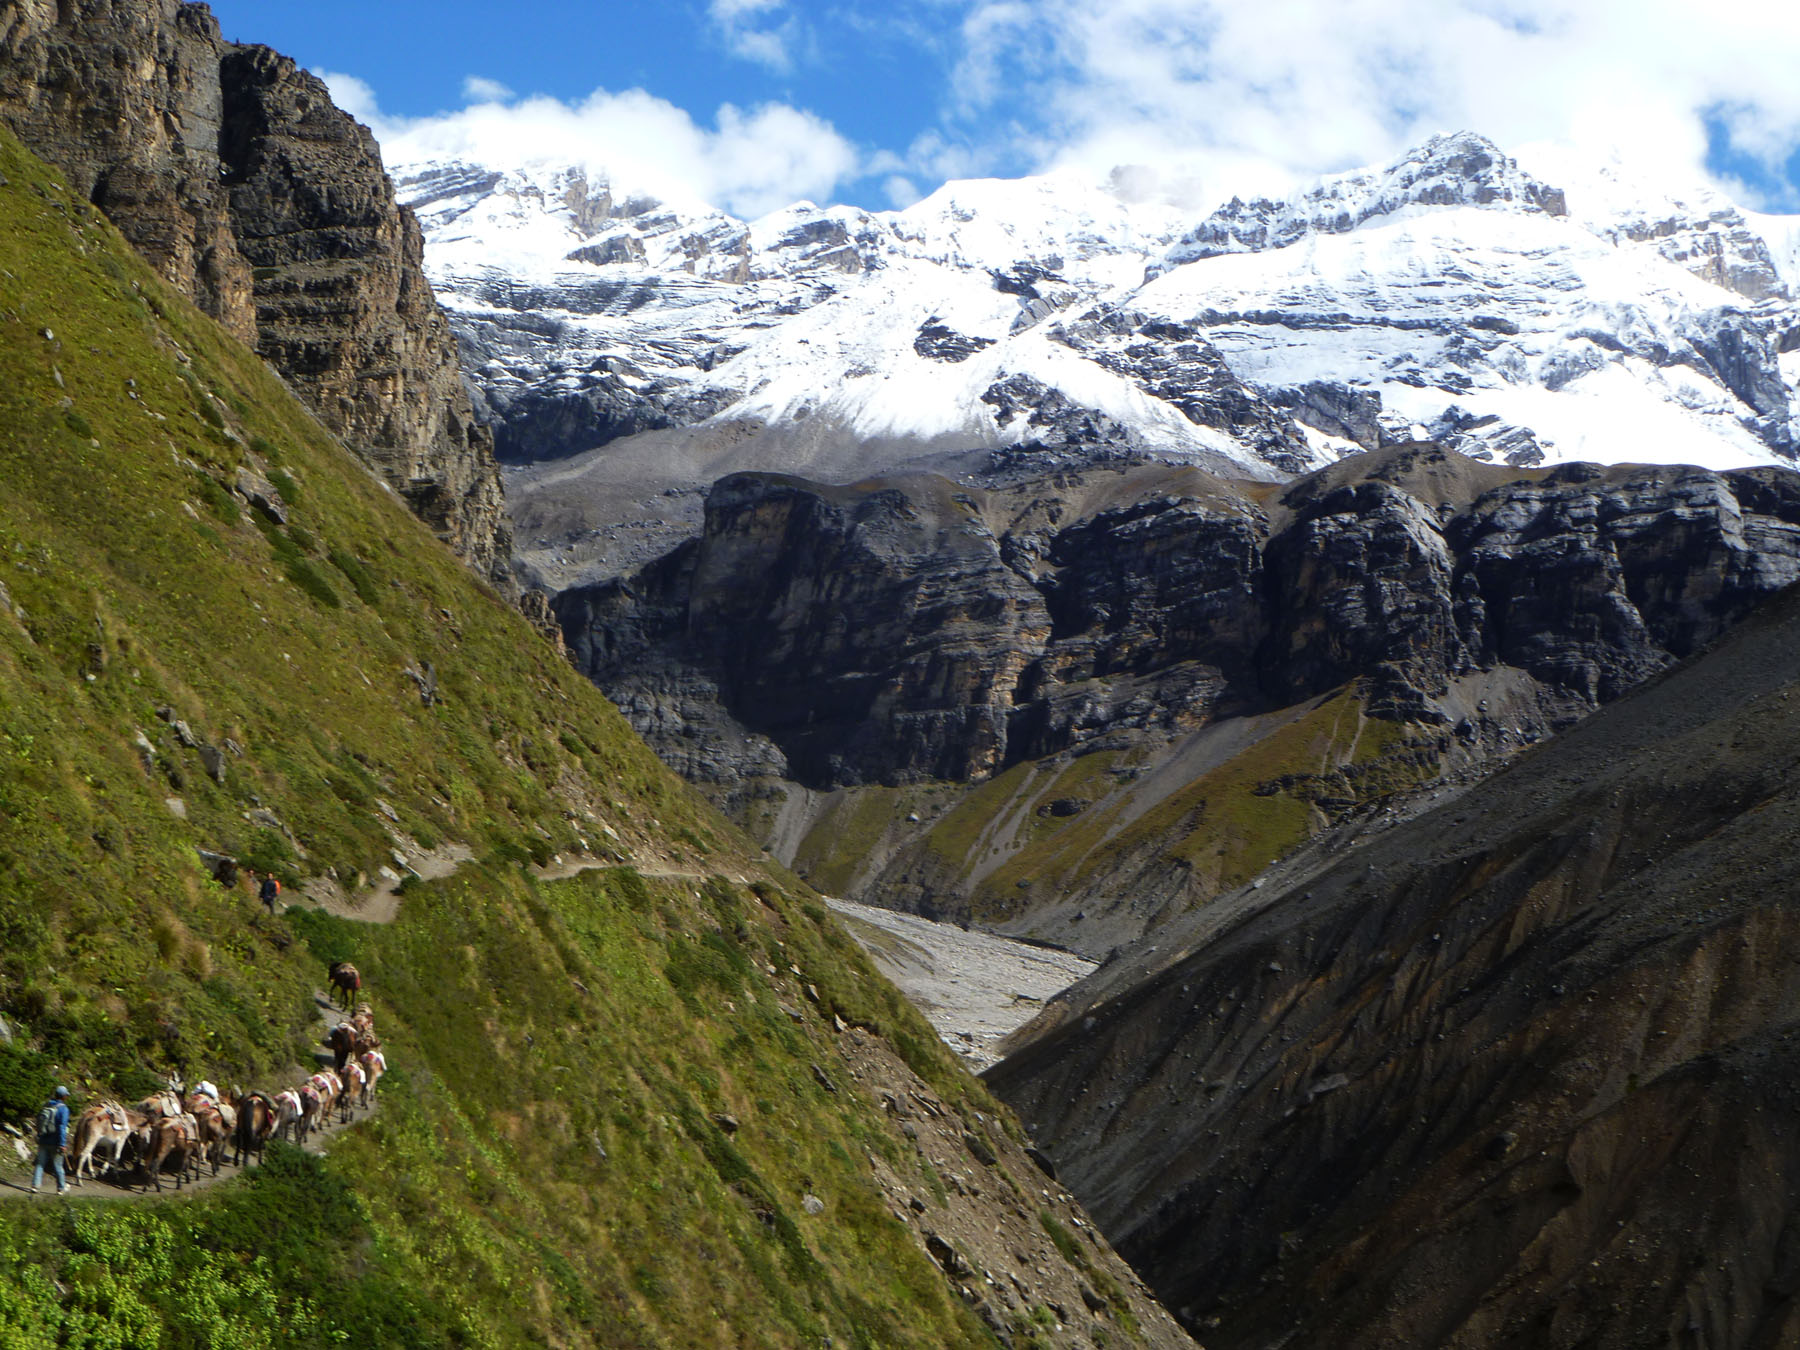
[558, 447, 1800, 791]
[0, 0, 510, 582]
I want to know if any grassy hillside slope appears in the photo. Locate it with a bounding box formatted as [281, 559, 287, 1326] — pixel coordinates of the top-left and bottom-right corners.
[788, 684, 1441, 956]
[0, 129, 1189, 1350]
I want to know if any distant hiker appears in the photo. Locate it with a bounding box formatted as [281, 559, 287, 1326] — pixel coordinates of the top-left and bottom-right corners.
[258, 872, 281, 914]
[31, 1086, 71, 1195]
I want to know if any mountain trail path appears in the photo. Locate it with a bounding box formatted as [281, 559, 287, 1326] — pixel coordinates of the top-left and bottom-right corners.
[294, 846, 751, 926]
[2, 994, 379, 1203]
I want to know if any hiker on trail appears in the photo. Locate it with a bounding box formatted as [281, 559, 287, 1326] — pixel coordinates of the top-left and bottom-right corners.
[31, 1086, 70, 1195]
[258, 872, 281, 914]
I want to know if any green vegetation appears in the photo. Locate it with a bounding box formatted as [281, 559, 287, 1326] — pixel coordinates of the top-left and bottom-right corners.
[787, 783, 933, 894]
[969, 687, 1429, 917]
[860, 685, 1438, 924]
[0, 127, 1018, 1347]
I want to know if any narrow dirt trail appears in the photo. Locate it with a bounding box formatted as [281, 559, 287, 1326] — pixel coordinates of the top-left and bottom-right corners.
[2, 994, 380, 1204]
[297, 847, 750, 926]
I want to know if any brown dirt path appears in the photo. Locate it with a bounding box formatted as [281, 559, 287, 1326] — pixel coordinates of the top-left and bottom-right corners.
[295, 847, 748, 926]
[1, 993, 379, 1203]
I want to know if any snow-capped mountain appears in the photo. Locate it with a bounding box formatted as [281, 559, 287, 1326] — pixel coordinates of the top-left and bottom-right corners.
[391, 132, 1800, 584]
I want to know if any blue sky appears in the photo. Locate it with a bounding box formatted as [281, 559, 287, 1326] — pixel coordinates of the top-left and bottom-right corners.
[206, 0, 1800, 218]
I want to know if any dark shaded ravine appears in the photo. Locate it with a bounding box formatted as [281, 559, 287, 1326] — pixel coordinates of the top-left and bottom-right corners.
[986, 580, 1800, 1349]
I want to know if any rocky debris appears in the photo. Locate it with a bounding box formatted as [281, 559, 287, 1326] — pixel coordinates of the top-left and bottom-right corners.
[559, 447, 1800, 792]
[156, 705, 200, 747]
[0, 2, 510, 583]
[197, 744, 226, 784]
[828, 898, 1096, 1070]
[837, 1027, 1195, 1348]
[987, 580, 1800, 1348]
[403, 662, 438, 707]
[195, 848, 237, 887]
[914, 321, 995, 363]
[232, 467, 287, 523]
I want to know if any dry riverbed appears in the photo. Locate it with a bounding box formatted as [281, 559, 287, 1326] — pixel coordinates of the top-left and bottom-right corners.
[826, 898, 1096, 1070]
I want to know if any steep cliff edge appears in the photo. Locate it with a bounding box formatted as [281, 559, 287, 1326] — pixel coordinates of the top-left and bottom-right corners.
[0, 0, 509, 582]
[0, 124, 1190, 1349]
[558, 447, 1800, 950]
[985, 580, 1800, 1349]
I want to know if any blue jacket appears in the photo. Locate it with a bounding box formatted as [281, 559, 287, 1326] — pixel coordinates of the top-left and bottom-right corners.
[39, 1100, 68, 1147]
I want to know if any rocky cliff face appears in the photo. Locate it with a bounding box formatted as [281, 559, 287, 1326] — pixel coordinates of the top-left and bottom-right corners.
[559, 447, 1800, 794]
[0, 0, 510, 581]
[985, 580, 1800, 1349]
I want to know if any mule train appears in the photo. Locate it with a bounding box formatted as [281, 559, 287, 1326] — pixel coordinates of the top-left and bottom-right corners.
[61, 998, 386, 1193]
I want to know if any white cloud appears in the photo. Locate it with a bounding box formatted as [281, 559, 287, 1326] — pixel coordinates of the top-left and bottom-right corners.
[461, 75, 514, 105]
[319, 70, 382, 127]
[943, 0, 1800, 209]
[709, 0, 798, 72]
[328, 3, 1800, 218]
[320, 73, 860, 220]
[882, 175, 922, 208]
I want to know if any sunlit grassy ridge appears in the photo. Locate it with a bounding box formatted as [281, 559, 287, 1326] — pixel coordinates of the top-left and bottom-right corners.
[0, 126, 1013, 1347]
[789, 686, 1439, 929]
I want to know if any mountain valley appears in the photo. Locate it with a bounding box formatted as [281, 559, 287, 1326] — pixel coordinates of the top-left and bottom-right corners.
[6, 2, 1800, 1347]
[987, 564, 1800, 1349]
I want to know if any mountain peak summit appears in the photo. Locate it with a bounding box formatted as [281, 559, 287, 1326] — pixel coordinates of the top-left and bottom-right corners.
[1169, 131, 1567, 264]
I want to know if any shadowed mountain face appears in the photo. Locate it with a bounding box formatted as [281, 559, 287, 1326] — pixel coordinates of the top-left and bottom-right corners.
[553, 447, 1800, 956]
[559, 448, 1800, 793]
[985, 580, 1800, 1349]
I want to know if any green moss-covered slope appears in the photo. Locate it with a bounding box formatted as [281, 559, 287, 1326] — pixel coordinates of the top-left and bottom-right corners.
[0, 129, 1187, 1349]
[789, 684, 1441, 952]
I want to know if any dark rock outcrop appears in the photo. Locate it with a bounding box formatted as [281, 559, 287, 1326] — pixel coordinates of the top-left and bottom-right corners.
[558, 446, 1800, 790]
[559, 473, 1048, 786]
[986, 580, 1800, 1350]
[0, 0, 510, 581]
[1056, 311, 1314, 473]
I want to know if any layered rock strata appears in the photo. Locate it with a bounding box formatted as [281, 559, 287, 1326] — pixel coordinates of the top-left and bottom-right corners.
[986, 580, 1800, 1349]
[0, 0, 509, 581]
[558, 446, 1800, 791]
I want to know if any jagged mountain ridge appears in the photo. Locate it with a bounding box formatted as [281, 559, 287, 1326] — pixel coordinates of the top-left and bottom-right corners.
[393, 132, 1800, 587]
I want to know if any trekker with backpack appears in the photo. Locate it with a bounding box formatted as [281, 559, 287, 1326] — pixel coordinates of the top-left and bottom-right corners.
[258, 872, 281, 914]
[31, 1086, 70, 1194]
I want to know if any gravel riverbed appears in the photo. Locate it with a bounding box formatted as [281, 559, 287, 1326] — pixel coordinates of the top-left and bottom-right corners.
[826, 898, 1096, 1070]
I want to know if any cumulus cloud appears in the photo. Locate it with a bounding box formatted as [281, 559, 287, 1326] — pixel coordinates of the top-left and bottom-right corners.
[325, 2, 1800, 218]
[709, 0, 799, 72]
[461, 75, 514, 105]
[319, 73, 859, 220]
[944, 0, 1800, 208]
